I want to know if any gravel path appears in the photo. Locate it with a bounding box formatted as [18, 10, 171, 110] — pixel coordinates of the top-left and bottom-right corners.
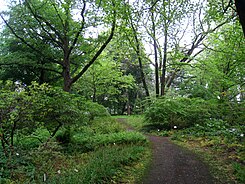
[117, 118, 215, 184]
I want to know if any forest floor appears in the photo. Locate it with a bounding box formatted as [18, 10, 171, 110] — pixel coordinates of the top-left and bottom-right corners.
[117, 118, 215, 184]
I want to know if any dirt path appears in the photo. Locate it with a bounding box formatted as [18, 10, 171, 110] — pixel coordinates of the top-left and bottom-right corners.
[117, 118, 215, 184]
[142, 136, 214, 184]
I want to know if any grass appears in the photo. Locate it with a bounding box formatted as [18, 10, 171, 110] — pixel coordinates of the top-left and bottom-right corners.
[113, 115, 147, 131]
[28, 144, 150, 184]
[0, 116, 151, 183]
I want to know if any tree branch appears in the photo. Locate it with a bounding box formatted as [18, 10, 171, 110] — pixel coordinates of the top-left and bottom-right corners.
[0, 13, 63, 66]
[25, 1, 64, 47]
[68, 0, 86, 58]
[71, 4, 117, 84]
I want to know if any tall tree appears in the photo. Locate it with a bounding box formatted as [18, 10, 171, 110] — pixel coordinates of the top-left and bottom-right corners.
[120, 0, 234, 98]
[0, 0, 119, 91]
[177, 22, 245, 101]
[235, 0, 245, 36]
[123, 1, 150, 97]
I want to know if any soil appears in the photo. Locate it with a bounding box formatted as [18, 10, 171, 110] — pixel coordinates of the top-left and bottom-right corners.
[117, 118, 215, 184]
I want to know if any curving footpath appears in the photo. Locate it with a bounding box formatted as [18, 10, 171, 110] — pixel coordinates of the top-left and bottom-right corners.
[117, 118, 215, 184]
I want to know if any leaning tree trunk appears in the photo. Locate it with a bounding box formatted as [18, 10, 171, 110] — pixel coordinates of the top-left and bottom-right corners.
[130, 22, 150, 97]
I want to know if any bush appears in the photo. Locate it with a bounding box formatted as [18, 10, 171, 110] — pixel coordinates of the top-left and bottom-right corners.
[56, 128, 72, 145]
[0, 81, 111, 157]
[81, 101, 110, 121]
[216, 101, 244, 126]
[144, 97, 210, 130]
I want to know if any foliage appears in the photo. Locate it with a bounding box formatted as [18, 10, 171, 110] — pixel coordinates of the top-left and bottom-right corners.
[73, 131, 147, 152]
[172, 118, 245, 183]
[144, 97, 210, 130]
[177, 22, 245, 103]
[73, 59, 135, 114]
[0, 114, 150, 183]
[174, 119, 244, 143]
[0, 81, 111, 157]
[0, 0, 121, 91]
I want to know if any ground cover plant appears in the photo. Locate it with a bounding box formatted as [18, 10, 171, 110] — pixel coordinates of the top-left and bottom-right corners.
[172, 119, 245, 184]
[0, 81, 150, 183]
[0, 0, 244, 183]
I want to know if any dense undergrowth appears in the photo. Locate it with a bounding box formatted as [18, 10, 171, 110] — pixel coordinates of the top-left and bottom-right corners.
[0, 117, 150, 183]
[0, 81, 150, 183]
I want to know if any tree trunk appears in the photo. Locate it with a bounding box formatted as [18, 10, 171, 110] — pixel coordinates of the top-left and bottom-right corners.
[63, 64, 72, 92]
[128, 10, 150, 97]
[63, 53, 72, 91]
[235, 0, 245, 36]
[151, 10, 159, 97]
[161, 27, 168, 96]
[133, 30, 150, 97]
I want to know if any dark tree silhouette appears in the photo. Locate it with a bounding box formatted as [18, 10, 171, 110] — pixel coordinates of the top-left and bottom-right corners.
[235, 0, 245, 36]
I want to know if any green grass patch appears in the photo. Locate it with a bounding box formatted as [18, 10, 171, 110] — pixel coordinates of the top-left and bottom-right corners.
[1, 116, 150, 183]
[114, 115, 147, 131]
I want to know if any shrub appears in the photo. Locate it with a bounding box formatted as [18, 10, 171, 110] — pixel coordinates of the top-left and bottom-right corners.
[81, 101, 110, 121]
[56, 128, 72, 145]
[144, 97, 210, 130]
[0, 81, 108, 156]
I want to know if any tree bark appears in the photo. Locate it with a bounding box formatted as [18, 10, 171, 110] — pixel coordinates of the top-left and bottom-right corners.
[151, 10, 159, 97]
[161, 27, 168, 96]
[129, 16, 150, 97]
[235, 0, 245, 36]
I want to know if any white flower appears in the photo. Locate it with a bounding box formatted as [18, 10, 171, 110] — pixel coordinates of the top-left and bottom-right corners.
[113, 142, 116, 145]
[173, 126, 177, 129]
[240, 133, 244, 137]
[74, 169, 79, 172]
[157, 129, 160, 132]
[229, 128, 236, 133]
[16, 153, 19, 156]
[57, 170, 61, 174]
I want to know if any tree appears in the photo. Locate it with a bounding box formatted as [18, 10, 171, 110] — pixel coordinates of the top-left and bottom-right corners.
[176, 20, 245, 101]
[73, 58, 135, 114]
[123, 0, 234, 97]
[235, 0, 245, 36]
[0, 0, 118, 91]
[124, 3, 150, 97]
[0, 81, 82, 156]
